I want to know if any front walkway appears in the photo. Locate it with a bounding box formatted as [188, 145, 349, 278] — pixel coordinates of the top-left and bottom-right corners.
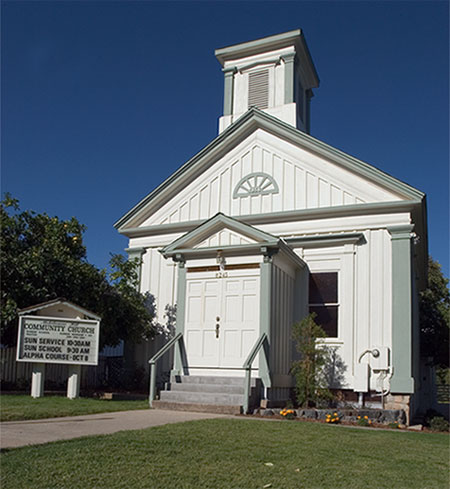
[0, 409, 232, 449]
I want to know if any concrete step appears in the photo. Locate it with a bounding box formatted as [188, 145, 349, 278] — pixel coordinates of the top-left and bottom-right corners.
[169, 382, 245, 395]
[154, 376, 261, 414]
[173, 375, 259, 387]
[160, 390, 245, 406]
[152, 400, 242, 415]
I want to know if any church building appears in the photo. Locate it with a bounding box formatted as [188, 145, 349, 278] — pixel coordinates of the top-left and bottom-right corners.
[114, 30, 427, 419]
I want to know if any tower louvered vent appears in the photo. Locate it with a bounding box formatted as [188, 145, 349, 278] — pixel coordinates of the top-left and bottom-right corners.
[248, 69, 269, 109]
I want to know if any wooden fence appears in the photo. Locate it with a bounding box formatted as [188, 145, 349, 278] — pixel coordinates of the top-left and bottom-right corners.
[1, 346, 108, 390]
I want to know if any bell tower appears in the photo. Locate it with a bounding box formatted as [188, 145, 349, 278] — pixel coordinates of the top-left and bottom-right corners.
[215, 29, 319, 134]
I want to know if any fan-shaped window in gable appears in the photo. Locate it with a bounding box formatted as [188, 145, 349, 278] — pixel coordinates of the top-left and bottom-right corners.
[232, 172, 279, 199]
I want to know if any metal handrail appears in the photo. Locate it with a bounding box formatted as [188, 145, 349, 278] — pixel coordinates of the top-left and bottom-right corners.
[148, 331, 270, 413]
[242, 332, 270, 414]
[148, 332, 184, 407]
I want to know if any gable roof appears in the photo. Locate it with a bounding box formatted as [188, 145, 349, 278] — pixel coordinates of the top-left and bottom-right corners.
[160, 212, 306, 270]
[115, 108, 425, 231]
[18, 298, 101, 320]
[162, 212, 279, 255]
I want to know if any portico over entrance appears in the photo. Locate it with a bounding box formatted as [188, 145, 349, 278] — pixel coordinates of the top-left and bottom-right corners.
[160, 213, 308, 402]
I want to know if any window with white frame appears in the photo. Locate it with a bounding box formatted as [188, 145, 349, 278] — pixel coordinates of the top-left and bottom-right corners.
[309, 272, 339, 338]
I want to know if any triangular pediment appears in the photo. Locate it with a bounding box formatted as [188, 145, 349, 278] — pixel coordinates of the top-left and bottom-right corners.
[162, 213, 278, 254]
[194, 229, 258, 248]
[116, 109, 424, 232]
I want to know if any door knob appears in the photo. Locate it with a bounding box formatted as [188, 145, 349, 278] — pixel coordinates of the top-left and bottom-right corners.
[215, 324, 220, 338]
[216, 316, 220, 322]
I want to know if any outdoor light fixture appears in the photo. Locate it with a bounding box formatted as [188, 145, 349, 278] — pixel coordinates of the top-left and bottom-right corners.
[216, 251, 226, 271]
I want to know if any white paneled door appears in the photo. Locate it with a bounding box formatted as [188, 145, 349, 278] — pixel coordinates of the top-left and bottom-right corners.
[185, 269, 260, 374]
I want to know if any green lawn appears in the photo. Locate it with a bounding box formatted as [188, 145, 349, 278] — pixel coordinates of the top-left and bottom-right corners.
[1, 418, 448, 489]
[0, 395, 149, 421]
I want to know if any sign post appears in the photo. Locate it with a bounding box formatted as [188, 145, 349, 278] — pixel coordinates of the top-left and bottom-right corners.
[67, 365, 82, 399]
[31, 363, 45, 398]
[16, 315, 100, 399]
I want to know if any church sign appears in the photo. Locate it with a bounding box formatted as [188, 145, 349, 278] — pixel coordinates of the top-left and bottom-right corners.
[16, 315, 100, 366]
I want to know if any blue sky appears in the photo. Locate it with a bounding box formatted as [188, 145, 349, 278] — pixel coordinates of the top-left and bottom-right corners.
[2, 1, 449, 277]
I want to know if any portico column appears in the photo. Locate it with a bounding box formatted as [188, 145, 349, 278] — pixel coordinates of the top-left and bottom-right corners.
[172, 257, 186, 376]
[388, 225, 415, 393]
[259, 250, 274, 388]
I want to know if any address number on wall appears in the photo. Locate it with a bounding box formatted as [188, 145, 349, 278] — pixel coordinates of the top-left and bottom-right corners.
[215, 272, 228, 278]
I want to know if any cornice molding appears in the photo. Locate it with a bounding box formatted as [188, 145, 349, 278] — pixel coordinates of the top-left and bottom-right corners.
[118, 200, 422, 238]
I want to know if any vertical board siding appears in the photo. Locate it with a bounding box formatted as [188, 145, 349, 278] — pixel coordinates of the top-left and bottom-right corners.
[301, 230, 392, 389]
[144, 142, 368, 227]
[369, 230, 384, 348]
[271, 265, 294, 376]
[382, 231, 392, 346]
[195, 229, 254, 248]
[144, 249, 177, 325]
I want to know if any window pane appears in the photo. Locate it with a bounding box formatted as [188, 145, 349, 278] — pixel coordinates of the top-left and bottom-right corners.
[309, 273, 337, 304]
[309, 306, 338, 337]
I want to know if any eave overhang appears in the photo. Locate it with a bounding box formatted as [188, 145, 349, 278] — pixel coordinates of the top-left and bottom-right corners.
[215, 29, 320, 89]
[161, 240, 306, 270]
[285, 232, 365, 249]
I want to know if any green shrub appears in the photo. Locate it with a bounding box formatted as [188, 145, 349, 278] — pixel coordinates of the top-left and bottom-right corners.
[291, 314, 332, 408]
[429, 416, 449, 432]
[388, 422, 400, 429]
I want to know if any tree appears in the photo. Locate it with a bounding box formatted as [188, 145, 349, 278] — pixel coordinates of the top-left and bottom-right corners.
[420, 257, 449, 367]
[0, 194, 156, 348]
[291, 314, 332, 408]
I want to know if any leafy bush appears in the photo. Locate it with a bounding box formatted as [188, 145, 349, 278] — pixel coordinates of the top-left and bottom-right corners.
[291, 314, 332, 408]
[388, 422, 400, 429]
[429, 416, 449, 432]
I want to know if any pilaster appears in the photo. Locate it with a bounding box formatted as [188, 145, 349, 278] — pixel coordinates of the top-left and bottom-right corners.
[222, 67, 236, 116]
[388, 225, 415, 393]
[281, 53, 296, 104]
